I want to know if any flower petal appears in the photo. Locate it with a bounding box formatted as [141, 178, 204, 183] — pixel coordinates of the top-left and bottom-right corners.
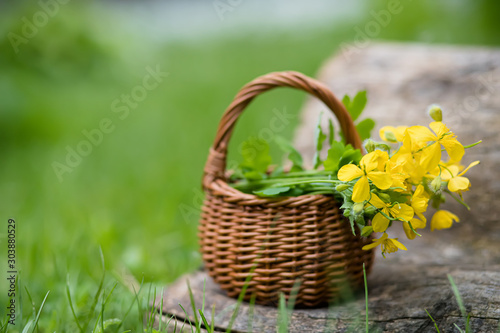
[419, 142, 442, 172]
[362, 233, 388, 250]
[352, 176, 370, 203]
[392, 203, 414, 222]
[360, 152, 381, 172]
[367, 171, 393, 190]
[458, 160, 480, 177]
[389, 238, 407, 251]
[429, 121, 449, 137]
[403, 218, 425, 240]
[411, 185, 429, 213]
[362, 242, 380, 251]
[415, 212, 427, 224]
[407, 125, 437, 143]
[440, 164, 459, 180]
[372, 212, 390, 232]
[448, 176, 470, 192]
[338, 164, 364, 181]
[441, 139, 465, 162]
[402, 221, 415, 239]
[368, 193, 387, 209]
[431, 210, 459, 231]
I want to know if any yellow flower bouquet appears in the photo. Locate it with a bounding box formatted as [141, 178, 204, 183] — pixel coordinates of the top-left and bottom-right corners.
[230, 95, 480, 257]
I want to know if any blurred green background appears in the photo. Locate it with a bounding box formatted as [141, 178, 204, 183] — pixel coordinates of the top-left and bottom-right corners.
[0, 0, 499, 330]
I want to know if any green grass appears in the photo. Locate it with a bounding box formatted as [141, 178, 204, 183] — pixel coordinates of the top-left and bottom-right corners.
[1, 0, 500, 331]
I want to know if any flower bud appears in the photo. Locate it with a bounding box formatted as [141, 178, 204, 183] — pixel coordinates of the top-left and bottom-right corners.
[383, 130, 397, 143]
[361, 226, 373, 237]
[428, 104, 443, 122]
[364, 139, 375, 153]
[430, 176, 442, 193]
[353, 202, 364, 216]
[335, 184, 350, 192]
[378, 192, 391, 202]
[374, 142, 391, 152]
[364, 205, 377, 216]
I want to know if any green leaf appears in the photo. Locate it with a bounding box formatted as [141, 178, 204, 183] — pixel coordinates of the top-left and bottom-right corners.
[243, 171, 264, 181]
[94, 319, 122, 333]
[387, 190, 411, 204]
[274, 136, 304, 172]
[240, 137, 272, 179]
[343, 91, 367, 122]
[339, 148, 362, 169]
[313, 113, 327, 169]
[270, 166, 285, 178]
[323, 141, 346, 172]
[328, 118, 335, 145]
[340, 200, 354, 211]
[253, 186, 291, 197]
[356, 118, 375, 141]
[361, 226, 373, 237]
[342, 94, 351, 109]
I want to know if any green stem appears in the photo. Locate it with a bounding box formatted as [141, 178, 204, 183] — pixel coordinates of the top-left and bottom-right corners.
[407, 220, 422, 237]
[278, 170, 334, 178]
[232, 176, 338, 190]
[444, 189, 470, 210]
[268, 179, 341, 187]
[463, 140, 482, 149]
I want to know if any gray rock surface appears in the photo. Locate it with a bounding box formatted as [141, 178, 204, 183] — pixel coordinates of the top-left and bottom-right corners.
[154, 43, 500, 332]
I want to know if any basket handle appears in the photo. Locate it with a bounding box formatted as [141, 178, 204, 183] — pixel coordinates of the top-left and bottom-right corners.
[203, 71, 363, 188]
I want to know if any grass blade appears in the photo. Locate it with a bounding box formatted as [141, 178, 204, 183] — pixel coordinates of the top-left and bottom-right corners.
[448, 274, 470, 332]
[247, 294, 255, 333]
[179, 303, 194, 333]
[454, 323, 465, 333]
[201, 279, 206, 331]
[288, 279, 301, 313]
[30, 291, 50, 333]
[92, 312, 102, 333]
[115, 276, 145, 332]
[24, 287, 36, 319]
[199, 310, 211, 333]
[211, 304, 216, 333]
[66, 275, 84, 333]
[187, 280, 200, 331]
[21, 320, 34, 333]
[448, 274, 466, 316]
[425, 309, 441, 333]
[147, 287, 157, 330]
[83, 246, 106, 332]
[226, 268, 254, 333]
[363, 263, 369, 333]
[158, 287, 165, 332]
[278, 293, 288, 333]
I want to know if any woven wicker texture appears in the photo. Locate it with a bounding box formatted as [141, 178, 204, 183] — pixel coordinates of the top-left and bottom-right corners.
[199, 71, 374, 307]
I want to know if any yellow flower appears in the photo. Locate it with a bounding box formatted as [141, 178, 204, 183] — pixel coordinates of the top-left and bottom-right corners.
[407, 122, 464, 172]
[401, 186, 428, 239]
[386, 157, 408, 189]
[338, 151, 392, 203]
[391, 130, 427, 184]
[431, 210, 459, 231]
[440, 161, 480, 194]
[367, 194, 414, 232]
[411, 185, 429, 220]
[379, 126, 408, 142]
[403, 218, 426, 240]
[362, 233, 407, 256]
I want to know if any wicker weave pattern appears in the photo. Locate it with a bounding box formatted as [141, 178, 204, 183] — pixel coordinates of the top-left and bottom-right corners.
[199, 71, 375, 307]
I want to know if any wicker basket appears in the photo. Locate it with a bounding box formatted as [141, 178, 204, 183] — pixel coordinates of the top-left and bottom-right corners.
[199, 71, 375, 307]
